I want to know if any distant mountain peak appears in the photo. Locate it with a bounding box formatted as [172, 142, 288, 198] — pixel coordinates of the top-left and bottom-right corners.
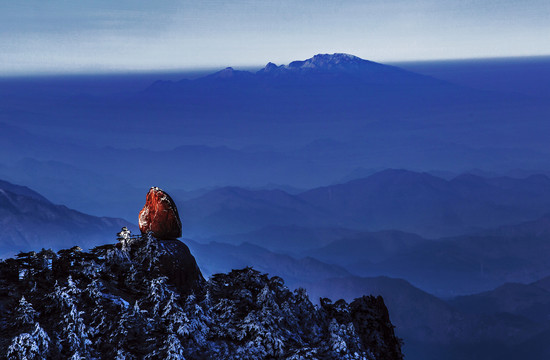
[214, 67, 236, 79]
[0, 178, 51, 204]
[256, 61, 286, 75]
[288, 53, 365, 69]
[264, 62, 278, 70]
[207, 66, 254, 80]
[257, 53, 382, 76]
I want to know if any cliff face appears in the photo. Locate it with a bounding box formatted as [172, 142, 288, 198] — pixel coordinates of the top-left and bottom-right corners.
[320, 296, 403, 360]
[0, 229, 403, 359]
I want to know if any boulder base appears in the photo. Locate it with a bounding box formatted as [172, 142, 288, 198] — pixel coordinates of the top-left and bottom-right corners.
[139, 187, 182, 239]
[158, 239, 205, 293]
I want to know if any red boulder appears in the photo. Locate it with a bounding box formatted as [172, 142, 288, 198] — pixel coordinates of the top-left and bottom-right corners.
[139, 187, 182, 239]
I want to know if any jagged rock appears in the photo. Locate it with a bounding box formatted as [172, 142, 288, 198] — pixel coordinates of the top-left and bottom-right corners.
[350, 295, 404, 360]
[321, 295, 403, 360]
[157, 239, 205, 294]
[138, 187, 182, 239]
[114, 228, 204, 295]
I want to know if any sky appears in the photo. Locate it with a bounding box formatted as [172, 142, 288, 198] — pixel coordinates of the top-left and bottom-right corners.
[1, 0, 549, 75]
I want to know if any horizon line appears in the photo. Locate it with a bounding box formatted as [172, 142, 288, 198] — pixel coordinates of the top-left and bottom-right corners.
[1, 53, 550, 79]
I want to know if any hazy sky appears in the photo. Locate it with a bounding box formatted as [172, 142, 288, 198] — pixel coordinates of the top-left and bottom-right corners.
[1, 0, 549, 74]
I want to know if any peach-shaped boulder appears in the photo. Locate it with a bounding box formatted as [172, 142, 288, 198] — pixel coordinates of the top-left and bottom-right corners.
[138, 187, 182, 239]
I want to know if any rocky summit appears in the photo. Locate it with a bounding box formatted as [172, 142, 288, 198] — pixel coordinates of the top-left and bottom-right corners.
[117, 227, 205, 295]
[0, 187, 404, 359]
[139, 186, 182, 239]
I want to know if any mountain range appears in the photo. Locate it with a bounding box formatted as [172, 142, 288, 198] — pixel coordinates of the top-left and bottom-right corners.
[185, 236, 550, 360]
[368, 214, 550, 295]
[181, 169, 550, 239]
[1, 53, 550, 360]
[0, 178, 131, 259]
[3, 168, 550, 296]
[1, 54, 550, 224]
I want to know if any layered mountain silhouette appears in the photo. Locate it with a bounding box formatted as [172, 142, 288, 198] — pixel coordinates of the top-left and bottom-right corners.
[181, 169, 550, 238]
[149, 53, 446, 92]
[3, 171, 550, 296]
[1, 54, 549, 360]
[450, 277, 550, 323]
[199, 212, 550, 297]
[202, 225, 364, 254]
[305, 230, 427, 265]
[367, 214, 550, 295]
[182, 238, 550, 360]
[184, 239, 351, 288]
[307, 276, 548, 360]
[1, 55, 550, 224]
[173, 170, 550, 299]
[143, 53, 507, 129]
[0, 179, 131, 258]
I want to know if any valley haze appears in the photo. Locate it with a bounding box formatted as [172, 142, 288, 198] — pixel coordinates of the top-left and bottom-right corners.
[1, 53, 550, 360]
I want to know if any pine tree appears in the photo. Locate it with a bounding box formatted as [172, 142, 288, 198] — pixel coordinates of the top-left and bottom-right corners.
[6, 333, 40, 360]
[47, 278, 92, 359]
[6, 297, 50, 359]
[159, 333, 186, 360]
[111, 301, 148, 358]
[14, 296, 38, 329]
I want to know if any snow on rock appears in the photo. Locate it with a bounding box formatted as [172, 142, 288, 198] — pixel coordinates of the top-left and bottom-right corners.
[138, 187, 182, 239]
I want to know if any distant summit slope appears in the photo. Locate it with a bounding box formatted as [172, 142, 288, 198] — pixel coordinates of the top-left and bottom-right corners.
[205, 67, 256, 81]
[258, 53, 382, 74]
[370, 212, 550, 296]
[288, 53, 368, 69]
[164, 53, 438, 82]
[145, 52, 449, 98]
[0, 179, 50, 204]
[181, 169, 550, 239]
[0, 178, 131, 259]
[142, 52, 513, 143]
[256, 53, 433, 84]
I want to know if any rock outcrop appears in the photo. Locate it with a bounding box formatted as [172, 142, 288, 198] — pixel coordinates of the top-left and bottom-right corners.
[321, 295, 404, 360]
[138, 187, 182, 239]
[350, 295, 404, 360]
[115, 229, 204, 295]
[135, 187, 203, 293]
[0, 185, 404, 359]
[157, 238, 205, 294]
